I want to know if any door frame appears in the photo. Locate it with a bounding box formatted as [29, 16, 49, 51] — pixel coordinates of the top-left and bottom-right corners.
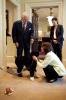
[25, 0, 63, 24]
[0, 0, 21, 69]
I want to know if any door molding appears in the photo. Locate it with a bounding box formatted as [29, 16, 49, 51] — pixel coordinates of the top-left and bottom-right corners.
[25, 0, 63, 24]
[0, 0, 21, 69]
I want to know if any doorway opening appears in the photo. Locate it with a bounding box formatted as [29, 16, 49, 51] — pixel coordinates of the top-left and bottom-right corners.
[6, 0, 17, 68]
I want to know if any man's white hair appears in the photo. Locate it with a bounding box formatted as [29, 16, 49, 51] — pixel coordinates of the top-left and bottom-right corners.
[22, 11, 29, 17]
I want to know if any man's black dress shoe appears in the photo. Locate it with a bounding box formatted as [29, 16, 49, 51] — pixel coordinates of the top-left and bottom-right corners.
[18, 73, 22, 77]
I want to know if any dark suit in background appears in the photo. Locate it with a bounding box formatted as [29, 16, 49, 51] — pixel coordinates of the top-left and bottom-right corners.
[50, 25, 64, 61]
[12, 20, 34, 73]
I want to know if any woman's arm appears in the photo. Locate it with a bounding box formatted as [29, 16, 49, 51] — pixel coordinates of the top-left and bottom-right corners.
[32, 54, 53, 68]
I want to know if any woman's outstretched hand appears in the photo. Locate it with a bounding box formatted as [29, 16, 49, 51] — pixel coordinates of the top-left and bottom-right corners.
[32, 56, 38, 61]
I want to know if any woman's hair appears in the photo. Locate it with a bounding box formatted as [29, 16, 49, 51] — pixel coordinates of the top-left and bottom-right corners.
[41, 42, 53, 54]
[52, 17, 58, 24]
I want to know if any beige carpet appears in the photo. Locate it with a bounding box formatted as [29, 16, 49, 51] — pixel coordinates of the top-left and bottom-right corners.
[0, 67, 66, 100]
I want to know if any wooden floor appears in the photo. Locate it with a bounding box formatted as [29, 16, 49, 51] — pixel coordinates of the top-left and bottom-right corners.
[0, 67, 66, 100]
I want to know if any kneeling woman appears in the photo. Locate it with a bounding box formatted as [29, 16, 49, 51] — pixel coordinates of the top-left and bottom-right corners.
[33, 43, 66, 83]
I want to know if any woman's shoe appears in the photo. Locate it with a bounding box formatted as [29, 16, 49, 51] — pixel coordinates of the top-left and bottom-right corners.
[48, 79, 57, 83]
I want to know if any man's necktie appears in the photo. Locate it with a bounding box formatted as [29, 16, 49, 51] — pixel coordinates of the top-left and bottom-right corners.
[23, 22, 27, 31]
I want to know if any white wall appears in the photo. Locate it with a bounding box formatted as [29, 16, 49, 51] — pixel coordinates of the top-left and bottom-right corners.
[62, 0, 66, 66]
[63, 0, 66, 39]
[38, 18, 48, 37]
[9, 0, 21, 21]
[0, 0, 3, 68]
[0, 0, 6, 69]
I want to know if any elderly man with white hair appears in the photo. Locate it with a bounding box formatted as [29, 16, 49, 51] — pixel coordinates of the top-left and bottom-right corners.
[12, 12, 34, 77]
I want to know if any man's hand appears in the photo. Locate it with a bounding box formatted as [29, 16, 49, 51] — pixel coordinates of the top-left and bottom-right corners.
[31, 39, 34, 44]
[15, 42, 19, 48]
[53, 40, 58, 44]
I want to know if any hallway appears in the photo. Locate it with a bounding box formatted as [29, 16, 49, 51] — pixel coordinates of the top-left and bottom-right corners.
[0, 0, 66, 100]
[0, 67, 66, 100]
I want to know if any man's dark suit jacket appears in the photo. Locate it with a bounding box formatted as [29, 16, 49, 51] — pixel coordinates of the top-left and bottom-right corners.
[50, 25, 64, 49]
[12, 20, 34, 47]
